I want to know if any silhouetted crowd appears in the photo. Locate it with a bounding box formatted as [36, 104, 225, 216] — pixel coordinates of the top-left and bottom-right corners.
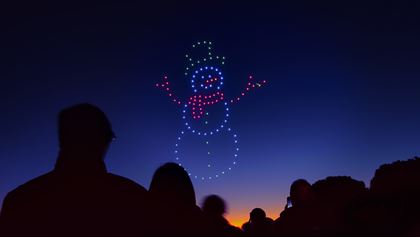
[1, 104, 420, 237]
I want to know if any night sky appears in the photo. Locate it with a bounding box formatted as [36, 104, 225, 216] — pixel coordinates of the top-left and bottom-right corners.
[2, 1, 420, 226]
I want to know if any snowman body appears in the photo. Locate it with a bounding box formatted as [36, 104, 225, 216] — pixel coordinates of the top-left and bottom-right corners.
[175, 66, 239, 180]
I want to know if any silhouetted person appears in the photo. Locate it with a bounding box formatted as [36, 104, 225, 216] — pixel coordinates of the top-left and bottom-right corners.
[0, 104, 149, 237]
[148, 162, 204, 237]
[201, 195, 243, 237]
[242, 208, 274, 237]
[274, 179, 320, 237]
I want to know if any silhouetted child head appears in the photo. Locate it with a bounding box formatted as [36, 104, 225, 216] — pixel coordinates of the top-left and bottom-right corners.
[149, 162, 196, 207]
[202, 195, 226, 217]
[250, 208, 266, 223]
[58, 103, 115, 155]
[290, 179, 313, 207]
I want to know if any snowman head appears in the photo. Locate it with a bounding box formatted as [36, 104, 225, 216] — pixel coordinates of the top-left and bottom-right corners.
[184, 41, 226, 94]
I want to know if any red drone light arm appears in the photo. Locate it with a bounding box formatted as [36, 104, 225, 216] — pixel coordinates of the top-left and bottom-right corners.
[230, 76, 267, 104]
[156, 76, 183, 106]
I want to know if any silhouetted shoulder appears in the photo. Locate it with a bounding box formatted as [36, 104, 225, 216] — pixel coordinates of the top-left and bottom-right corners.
[0, 171, 57, 235]
[107, 173, 148, 193]
[3, 172, 55, 202]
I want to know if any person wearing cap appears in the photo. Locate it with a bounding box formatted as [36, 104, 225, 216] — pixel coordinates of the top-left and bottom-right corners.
[0, 104, 150, 237]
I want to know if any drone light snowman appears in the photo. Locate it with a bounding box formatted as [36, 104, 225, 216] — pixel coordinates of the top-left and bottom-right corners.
[156, 41, 266, 180]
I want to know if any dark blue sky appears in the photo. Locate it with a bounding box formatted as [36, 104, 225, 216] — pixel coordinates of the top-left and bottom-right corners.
[1, 1, 420, 225]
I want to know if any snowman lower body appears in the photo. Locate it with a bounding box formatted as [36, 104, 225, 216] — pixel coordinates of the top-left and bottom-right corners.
[174, 127, 239, 181]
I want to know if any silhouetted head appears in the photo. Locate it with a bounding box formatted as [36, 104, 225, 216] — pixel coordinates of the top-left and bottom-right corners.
[290, 179, 313, 207]
[149, 162, 196, 207]
[58, 103, 115, 158]
[202, 194, 226, 217]
[250, 208, 266, 223]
